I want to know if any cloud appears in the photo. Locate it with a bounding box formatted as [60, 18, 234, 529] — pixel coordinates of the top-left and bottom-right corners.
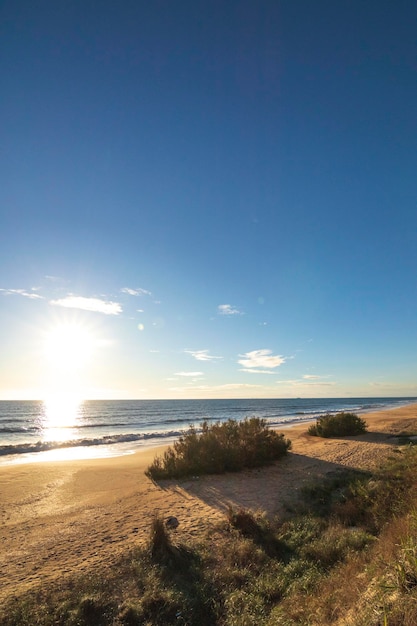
[303, 374, 332, 380]
[218, 304, 242, 315]
[185, 349, 223, 361]
[50, 295, 122, 315]
[121, 287, 152, 296]
[238, 349, 286, 371]
[45, 275, 64, 282]
[172, 383, 263, 391]
[239, 368, 275, 374]
[217, 383, 263, 390]
[0, 288, 43, 300]
[304, 382, 336, 387]
[175, 371, 204, 377]
[368, 381, 413, 389]
[276, 379, 336, 387]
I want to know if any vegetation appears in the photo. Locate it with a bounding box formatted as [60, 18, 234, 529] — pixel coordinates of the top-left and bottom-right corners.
[307, 411, 368, 437]
[146, 417, 292, 479]
[5, 444, 417, 625]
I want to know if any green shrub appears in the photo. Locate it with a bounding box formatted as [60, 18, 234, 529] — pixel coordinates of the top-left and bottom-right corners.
[300, 525, 374, 569]
[300, 468, 371, 518]
[307, 412, 367, 438]
[146, 417, 291, 479]
[227, 508, 288, 560]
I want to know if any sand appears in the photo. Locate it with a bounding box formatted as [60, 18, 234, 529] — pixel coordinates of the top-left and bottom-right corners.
[1, 403, 417, 602]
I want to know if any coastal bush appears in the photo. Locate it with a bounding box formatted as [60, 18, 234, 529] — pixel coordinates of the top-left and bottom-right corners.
[300, 468, 371, 518]
[228, 508, 263, 539]
[300, 524, 373, 569]
[227, 508, 288, 560]
[145, 417, 291, 479]
[307, 411, 367, 438]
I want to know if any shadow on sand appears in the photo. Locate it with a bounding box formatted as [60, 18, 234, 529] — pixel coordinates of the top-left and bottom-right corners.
[150, 428, 405, 520]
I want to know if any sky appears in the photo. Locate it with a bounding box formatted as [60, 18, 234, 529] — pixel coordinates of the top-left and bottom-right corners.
[1, 0, 417, 400]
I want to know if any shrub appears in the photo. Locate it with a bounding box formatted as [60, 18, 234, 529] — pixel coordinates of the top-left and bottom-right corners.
[228, 508, 263, 540]
[228, 508, 288, 560]
[76, 596, 114, 625]
[146, 417, 291, 479]
[300, 525, 374, 569]
[307, 412, 367, 438]
[300, 468, 371, 518]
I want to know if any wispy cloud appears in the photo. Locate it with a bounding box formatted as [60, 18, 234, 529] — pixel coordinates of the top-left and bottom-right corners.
[168, 382, 263, 393]
[368, 381, 416, 389]
[238, 349, 286, 371]
[218, 304, 243, 315]
[216, 383, 263, 390]
[44, 275, 64, 283]
[302, 374, 333, 380]
[121, 287, 152, 296]
[185, 349, 223, 362]
[0, 288, 43, 300]
[240, 368, 275, 374]
[50, 295, 122, 315]
[175, 371, 204, 377]
[276, 379, 336, 387]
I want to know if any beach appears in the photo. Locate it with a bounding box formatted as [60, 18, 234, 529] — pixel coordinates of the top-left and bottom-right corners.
[1, 403, 417, 603]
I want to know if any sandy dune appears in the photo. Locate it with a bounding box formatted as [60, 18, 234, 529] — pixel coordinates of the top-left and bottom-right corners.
[1, 403, 416, 602]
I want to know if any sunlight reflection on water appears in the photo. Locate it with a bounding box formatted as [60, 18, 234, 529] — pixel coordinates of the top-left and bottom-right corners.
[42, 396, 83, 442]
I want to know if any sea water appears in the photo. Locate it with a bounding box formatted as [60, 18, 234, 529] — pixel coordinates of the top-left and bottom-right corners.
[0, 397, 415, 464]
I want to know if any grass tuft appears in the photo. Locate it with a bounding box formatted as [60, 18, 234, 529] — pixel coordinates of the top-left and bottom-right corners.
[149, 513, 174, 562]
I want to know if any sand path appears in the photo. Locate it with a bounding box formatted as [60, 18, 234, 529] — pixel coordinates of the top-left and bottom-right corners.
[1, 404, 416, 602]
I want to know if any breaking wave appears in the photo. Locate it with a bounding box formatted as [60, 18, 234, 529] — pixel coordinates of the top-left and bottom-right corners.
[0, 430, 185, 458]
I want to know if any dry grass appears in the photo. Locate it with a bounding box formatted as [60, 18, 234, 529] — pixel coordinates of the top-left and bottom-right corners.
[4, 442, 417, 625]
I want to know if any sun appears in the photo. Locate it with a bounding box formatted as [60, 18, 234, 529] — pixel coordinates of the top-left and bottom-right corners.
[42, 321, 97, 407]
[43, 322, 94, 372]
[41, 322, 96, 433]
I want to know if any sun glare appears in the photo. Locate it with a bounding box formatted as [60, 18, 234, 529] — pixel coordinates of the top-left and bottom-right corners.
[42, 394, 82, 441]
[41, 321, 97, 407]
[44, 322, 94, 371]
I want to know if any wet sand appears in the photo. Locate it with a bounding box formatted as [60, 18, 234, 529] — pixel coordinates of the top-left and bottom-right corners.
[1, 403, 416, 602]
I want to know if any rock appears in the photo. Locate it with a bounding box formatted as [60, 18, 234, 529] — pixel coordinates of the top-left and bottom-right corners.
[165, 516, 179, 529]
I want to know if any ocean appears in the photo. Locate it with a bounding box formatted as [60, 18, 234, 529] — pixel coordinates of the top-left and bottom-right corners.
[0, 397, 415, 465]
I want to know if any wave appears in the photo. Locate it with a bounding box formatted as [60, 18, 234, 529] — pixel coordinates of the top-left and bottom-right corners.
[0, 415, 311, 456]
[0, 430, 188, 457]
[0, 426, 37, 434]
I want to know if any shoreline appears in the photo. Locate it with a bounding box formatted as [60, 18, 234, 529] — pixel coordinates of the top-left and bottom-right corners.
[1, 397, 416, 466]
[1, 402, 417, 602]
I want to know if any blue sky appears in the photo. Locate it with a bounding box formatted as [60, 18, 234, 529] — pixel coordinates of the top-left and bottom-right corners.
[1, 0, 416, 400]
